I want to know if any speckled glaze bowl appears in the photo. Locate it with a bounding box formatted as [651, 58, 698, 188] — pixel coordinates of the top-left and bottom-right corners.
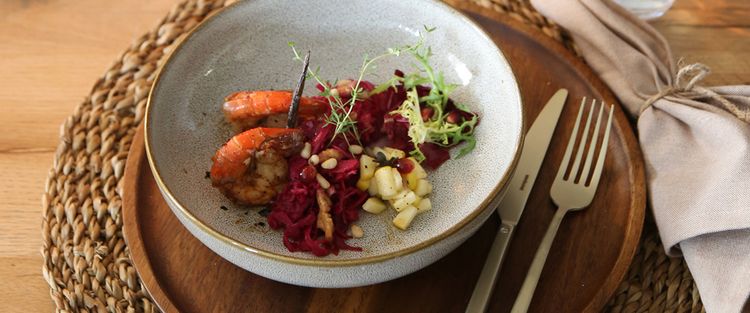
[146, 0, 523, 287]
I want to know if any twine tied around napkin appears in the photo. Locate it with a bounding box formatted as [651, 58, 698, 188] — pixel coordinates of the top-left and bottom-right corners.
[641, 61, 750, 122]
[530, 0, 750, 312]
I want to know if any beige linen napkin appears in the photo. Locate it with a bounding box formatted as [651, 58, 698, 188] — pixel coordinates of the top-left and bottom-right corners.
[529, 0, 750, 312]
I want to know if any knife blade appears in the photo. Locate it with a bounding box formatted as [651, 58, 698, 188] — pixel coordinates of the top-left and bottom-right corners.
[466, 88, 568, 313]
[498, 88, 567, 223]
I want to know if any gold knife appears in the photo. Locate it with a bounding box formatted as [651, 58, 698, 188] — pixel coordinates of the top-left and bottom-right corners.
[465, 88, 568, 313]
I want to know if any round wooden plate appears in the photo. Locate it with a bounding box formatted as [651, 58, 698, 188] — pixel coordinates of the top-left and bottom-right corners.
[123, 3, 645, 312]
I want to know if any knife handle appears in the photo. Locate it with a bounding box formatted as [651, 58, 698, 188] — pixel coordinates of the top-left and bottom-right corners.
[511, 206, 568, 313]
[465, 221, 515, 313]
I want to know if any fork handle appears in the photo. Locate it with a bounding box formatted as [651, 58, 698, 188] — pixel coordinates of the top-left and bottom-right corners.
[510, 206, 568, 313]
[465, 221, 515, 313]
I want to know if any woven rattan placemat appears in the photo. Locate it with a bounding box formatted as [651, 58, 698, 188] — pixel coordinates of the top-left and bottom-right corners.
[40, 0, 704, 312]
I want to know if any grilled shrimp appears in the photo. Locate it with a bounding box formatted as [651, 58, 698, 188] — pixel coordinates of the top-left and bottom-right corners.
[223, 90, 327, 131]
[210, 127, 304, 205]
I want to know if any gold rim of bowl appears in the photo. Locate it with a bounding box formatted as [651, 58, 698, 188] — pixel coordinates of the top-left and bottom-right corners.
[144, 0, 526, 267]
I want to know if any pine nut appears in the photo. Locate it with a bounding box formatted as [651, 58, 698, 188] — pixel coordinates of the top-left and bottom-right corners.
[321, 158, 338, 169]
[300, 142, 312, 159]
[316, 174, 331, 189]
[309, 154, 320, 165]
[348, 144, 363, 155]
[351, 224, 364, 238]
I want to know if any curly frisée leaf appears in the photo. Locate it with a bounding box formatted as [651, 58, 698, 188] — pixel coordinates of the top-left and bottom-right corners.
[386, 31, 479, 162]
[391, 89, 429, 160]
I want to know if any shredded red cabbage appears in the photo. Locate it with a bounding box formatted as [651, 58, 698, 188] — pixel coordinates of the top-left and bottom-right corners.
[268, 72, 471, 256]
[268, 120, 367, 256]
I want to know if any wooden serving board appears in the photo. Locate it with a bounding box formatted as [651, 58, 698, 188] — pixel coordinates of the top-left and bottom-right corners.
[122, 3, 645, 312]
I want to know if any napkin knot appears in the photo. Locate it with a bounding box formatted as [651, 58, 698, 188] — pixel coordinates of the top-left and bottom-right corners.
[640, 62, 749, 122]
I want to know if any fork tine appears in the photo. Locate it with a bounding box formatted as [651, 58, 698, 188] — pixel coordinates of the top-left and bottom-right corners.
[568, 98, 596, 182]
[588, 104, 614, 188]
[556, 97, 586, 182]
[578, 100, 605, 184]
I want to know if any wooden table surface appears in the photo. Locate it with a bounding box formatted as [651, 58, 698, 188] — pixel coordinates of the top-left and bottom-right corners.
[0, 0, 747, 312]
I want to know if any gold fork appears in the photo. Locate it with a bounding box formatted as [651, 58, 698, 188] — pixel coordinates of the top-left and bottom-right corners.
[510, 99, 614, 313]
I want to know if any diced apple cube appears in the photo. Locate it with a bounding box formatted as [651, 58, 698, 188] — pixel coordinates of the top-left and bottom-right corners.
[404, 173, 418, 190]
[362, 197, 387, 214]
[356, 177, 370, 191]
[368, 177, 379, 196]
[382, 189, 408, 201]
[374, 166, 397, 198]
[390, 191, 417, 212]
[412, 195, 422, 207]
[417, 198, 432, 213]
[391, 191, 417, 212]
[404, 158, 428, 190]
[392, 168, 404, 191]
[359, 155, 377, 180]
[393, 206, 418, 230]
[415, 179, 433, 197]
[410, 158, 427, 179]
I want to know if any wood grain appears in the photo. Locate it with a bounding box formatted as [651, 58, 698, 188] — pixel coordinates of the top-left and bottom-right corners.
[122, 4, 645, 312]
[651, 0, 750, 85]
[0, 1, 179, 312]
[1, 0, 749, 312]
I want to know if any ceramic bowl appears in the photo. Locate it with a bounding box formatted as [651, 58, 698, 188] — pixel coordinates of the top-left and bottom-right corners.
[146, 0, 523, 288]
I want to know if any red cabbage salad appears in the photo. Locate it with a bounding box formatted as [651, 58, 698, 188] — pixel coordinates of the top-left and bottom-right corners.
[209, 32, 479, 256]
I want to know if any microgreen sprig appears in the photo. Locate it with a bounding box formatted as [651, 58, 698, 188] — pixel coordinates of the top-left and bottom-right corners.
[288, 25, 477, 161]
[289, 42, 355, 143]
[289, 42, 405, 145]
[289, 27, 436, 145]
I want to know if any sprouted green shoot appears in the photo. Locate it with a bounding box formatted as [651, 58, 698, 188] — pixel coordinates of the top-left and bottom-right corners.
[289, 25, 477, 161]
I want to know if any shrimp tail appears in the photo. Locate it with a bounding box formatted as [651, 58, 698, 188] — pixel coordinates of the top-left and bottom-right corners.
[223, 91, 327, 131]
[210, 128, 304, 205]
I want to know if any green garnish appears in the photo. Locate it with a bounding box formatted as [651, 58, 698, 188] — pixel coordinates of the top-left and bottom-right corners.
[289, 25, 478, 161]
[290, 42, 402, 145]
[387, 30, 479, 162]
[290, 42, 356, 144]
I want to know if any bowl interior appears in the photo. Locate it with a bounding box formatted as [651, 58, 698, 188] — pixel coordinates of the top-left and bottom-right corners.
[147, 0, 522, 263]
